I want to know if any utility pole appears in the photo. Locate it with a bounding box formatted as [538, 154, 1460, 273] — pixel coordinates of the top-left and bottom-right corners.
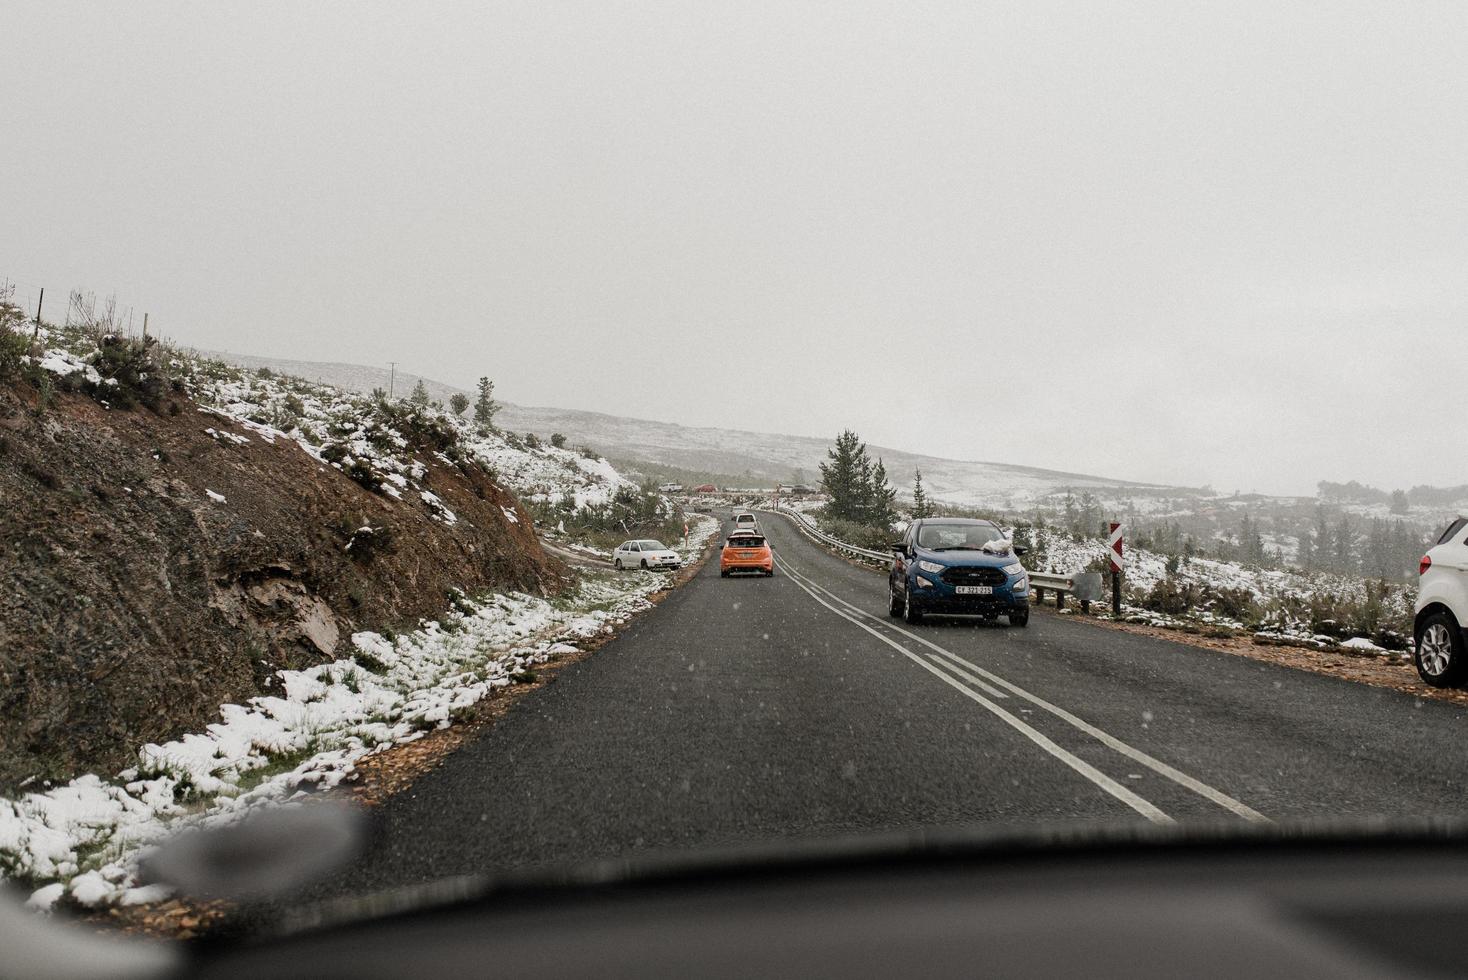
[32, 287, 43, 339]
[142, 312, 149, 339]
[388, 362, 397, 399]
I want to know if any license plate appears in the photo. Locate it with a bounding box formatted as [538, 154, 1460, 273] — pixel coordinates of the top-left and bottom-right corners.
[955, 585, 993, 595]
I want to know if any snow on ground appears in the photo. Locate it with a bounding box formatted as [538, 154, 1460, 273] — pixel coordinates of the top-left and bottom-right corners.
[21, 325, 636, 524]
[0, 529, 716, 912]
[3, 329, 720, 911]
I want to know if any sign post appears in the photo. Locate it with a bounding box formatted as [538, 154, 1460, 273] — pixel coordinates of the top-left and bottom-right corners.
[1108, 522, 1124, 617]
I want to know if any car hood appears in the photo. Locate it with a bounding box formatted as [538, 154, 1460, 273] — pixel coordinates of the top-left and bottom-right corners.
[913, 546, 1015, 568]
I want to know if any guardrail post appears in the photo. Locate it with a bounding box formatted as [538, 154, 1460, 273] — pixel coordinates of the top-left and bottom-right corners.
[1056, 591, 1065, 611]
[1035, 586, 1046, 605]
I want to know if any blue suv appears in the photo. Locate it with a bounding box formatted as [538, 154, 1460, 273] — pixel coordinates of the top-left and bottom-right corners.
[888, 518, 1030, 627]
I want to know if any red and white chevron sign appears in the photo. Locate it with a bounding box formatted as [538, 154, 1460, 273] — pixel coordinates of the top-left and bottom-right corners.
[1108, 522, 1124, 573]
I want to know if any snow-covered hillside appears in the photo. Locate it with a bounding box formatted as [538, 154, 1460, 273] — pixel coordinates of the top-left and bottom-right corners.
[2, 327, 717, 911]
[204, 349, 1170, 509]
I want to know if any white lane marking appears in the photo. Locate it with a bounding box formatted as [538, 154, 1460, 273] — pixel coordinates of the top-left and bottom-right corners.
[773, 552, 1269, 824]
[924, 654, 1010, 700]
[772, 554, 1175, 824]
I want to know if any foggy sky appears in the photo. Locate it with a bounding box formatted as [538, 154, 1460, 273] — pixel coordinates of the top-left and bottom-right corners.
[3, 2, 1464, 496]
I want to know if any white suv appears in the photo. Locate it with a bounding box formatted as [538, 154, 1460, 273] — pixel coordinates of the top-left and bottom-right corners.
[1414, 516, 1468, 686]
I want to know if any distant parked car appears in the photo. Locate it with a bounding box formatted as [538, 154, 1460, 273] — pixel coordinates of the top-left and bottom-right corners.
[694, 484, 718, 494]
[888, 518, 1030, 627]
[657, 483, 684, 493]
[721, 530, 773, 577]
[1414, 515, 1468, 686]
[613, 540, 682, 571]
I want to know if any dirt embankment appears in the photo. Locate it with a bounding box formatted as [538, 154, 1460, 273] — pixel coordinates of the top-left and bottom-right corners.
[0, 383, 568, 790]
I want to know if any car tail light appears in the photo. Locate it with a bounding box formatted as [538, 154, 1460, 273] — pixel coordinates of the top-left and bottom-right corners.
[1420, 554, 1433, 576]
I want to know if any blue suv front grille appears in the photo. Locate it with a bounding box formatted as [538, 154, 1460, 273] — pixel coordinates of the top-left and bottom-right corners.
[940, 566, 1007, 587]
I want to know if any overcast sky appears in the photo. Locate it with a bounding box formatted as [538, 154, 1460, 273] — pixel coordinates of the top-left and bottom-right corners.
[3, 2, 1463, 496]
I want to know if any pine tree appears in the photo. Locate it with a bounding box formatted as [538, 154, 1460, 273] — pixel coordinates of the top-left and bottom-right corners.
[473, 377, 499, 429]
[1333, 512, 1356, 573]
[1390, 489, 1409, 515]
[865, 457, 897, 528]
[1296, 526, 1315, 572]
[409, 379, 430, 407]
[819, 430, 867, 522]
[1312, 505, 1333, 572]
[911, 469, 931, 519]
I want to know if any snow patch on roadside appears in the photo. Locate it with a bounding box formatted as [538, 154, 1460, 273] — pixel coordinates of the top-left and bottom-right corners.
[0, 554, 712, 911]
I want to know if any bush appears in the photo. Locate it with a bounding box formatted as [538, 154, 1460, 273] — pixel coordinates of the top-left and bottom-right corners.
[0, 323, 37, 379]
[1140, 577, 1198, 616]
[343, 522, 394, 563]
[550, 432, 567, 448]
[346, 460, 384, 493]
[524, 432, 542, 450]
[819, 515, 898, 552]
[89, 334, 166, 410]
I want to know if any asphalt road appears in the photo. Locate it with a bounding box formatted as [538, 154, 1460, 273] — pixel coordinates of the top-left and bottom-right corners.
[313, 512, 1468, 897]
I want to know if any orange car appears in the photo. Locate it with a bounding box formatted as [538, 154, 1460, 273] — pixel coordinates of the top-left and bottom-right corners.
[720, 530, 773, 577]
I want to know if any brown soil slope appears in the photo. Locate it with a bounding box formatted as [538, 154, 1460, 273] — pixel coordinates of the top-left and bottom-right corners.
[0, 383, 567, 790]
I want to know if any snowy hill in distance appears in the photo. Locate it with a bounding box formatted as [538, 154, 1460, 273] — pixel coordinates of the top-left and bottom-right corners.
[201, 349, 1186, 510]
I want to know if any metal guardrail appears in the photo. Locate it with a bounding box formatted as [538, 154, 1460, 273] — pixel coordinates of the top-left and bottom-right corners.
[768, 505, 1105, 610]
[1029, 571, 1104, 613]
[766, 506, 892, 563]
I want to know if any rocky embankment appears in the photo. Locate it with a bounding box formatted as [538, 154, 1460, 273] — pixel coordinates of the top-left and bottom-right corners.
[0, 373, 565, 790]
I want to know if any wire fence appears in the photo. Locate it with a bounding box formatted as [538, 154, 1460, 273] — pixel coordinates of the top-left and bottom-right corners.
[0, 273, 156, 339]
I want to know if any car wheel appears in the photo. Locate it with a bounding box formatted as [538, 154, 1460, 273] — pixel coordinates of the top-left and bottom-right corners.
[613, 559, 622, 570]
[640, 559, 649, 570]
[888, 583, 903, 618]
[1009, 607, 1030, 628]
[720, 569, 730, 578]
[765, 568, 775, 577]
[1416, 611, 1465, 687]
[902, 582, 924, 624]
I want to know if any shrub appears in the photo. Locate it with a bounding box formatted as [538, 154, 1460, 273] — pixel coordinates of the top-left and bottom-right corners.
[819, 515, 898, 552]
[346, 460, 384, 493]
[89, 334, 166, 410]
[524, 432, 542, 450]
[343, 522, 394, 563]
[550, 432, 567, 448]
[0, 323, 36, 378]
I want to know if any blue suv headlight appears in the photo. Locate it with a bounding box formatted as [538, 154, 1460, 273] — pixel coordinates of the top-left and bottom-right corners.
[916, 559, 945, 574]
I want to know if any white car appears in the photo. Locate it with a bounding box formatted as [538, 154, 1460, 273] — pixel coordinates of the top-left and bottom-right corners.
[1414, 515, 1468, 686]
[732, 512, 759, 532]
[613, 539, 682, 571]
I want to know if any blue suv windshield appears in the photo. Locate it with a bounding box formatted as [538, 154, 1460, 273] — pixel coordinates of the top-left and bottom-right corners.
[917, 523, 1004, 551]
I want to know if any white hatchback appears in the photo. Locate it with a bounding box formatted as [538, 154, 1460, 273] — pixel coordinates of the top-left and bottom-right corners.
[1414, 515, 1468, 686]
[613, 539, 682, 571]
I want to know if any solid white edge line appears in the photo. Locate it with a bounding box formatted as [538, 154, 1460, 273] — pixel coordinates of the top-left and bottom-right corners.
[774, 549, 1270, 825]
[772, 553, 1176, 824]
